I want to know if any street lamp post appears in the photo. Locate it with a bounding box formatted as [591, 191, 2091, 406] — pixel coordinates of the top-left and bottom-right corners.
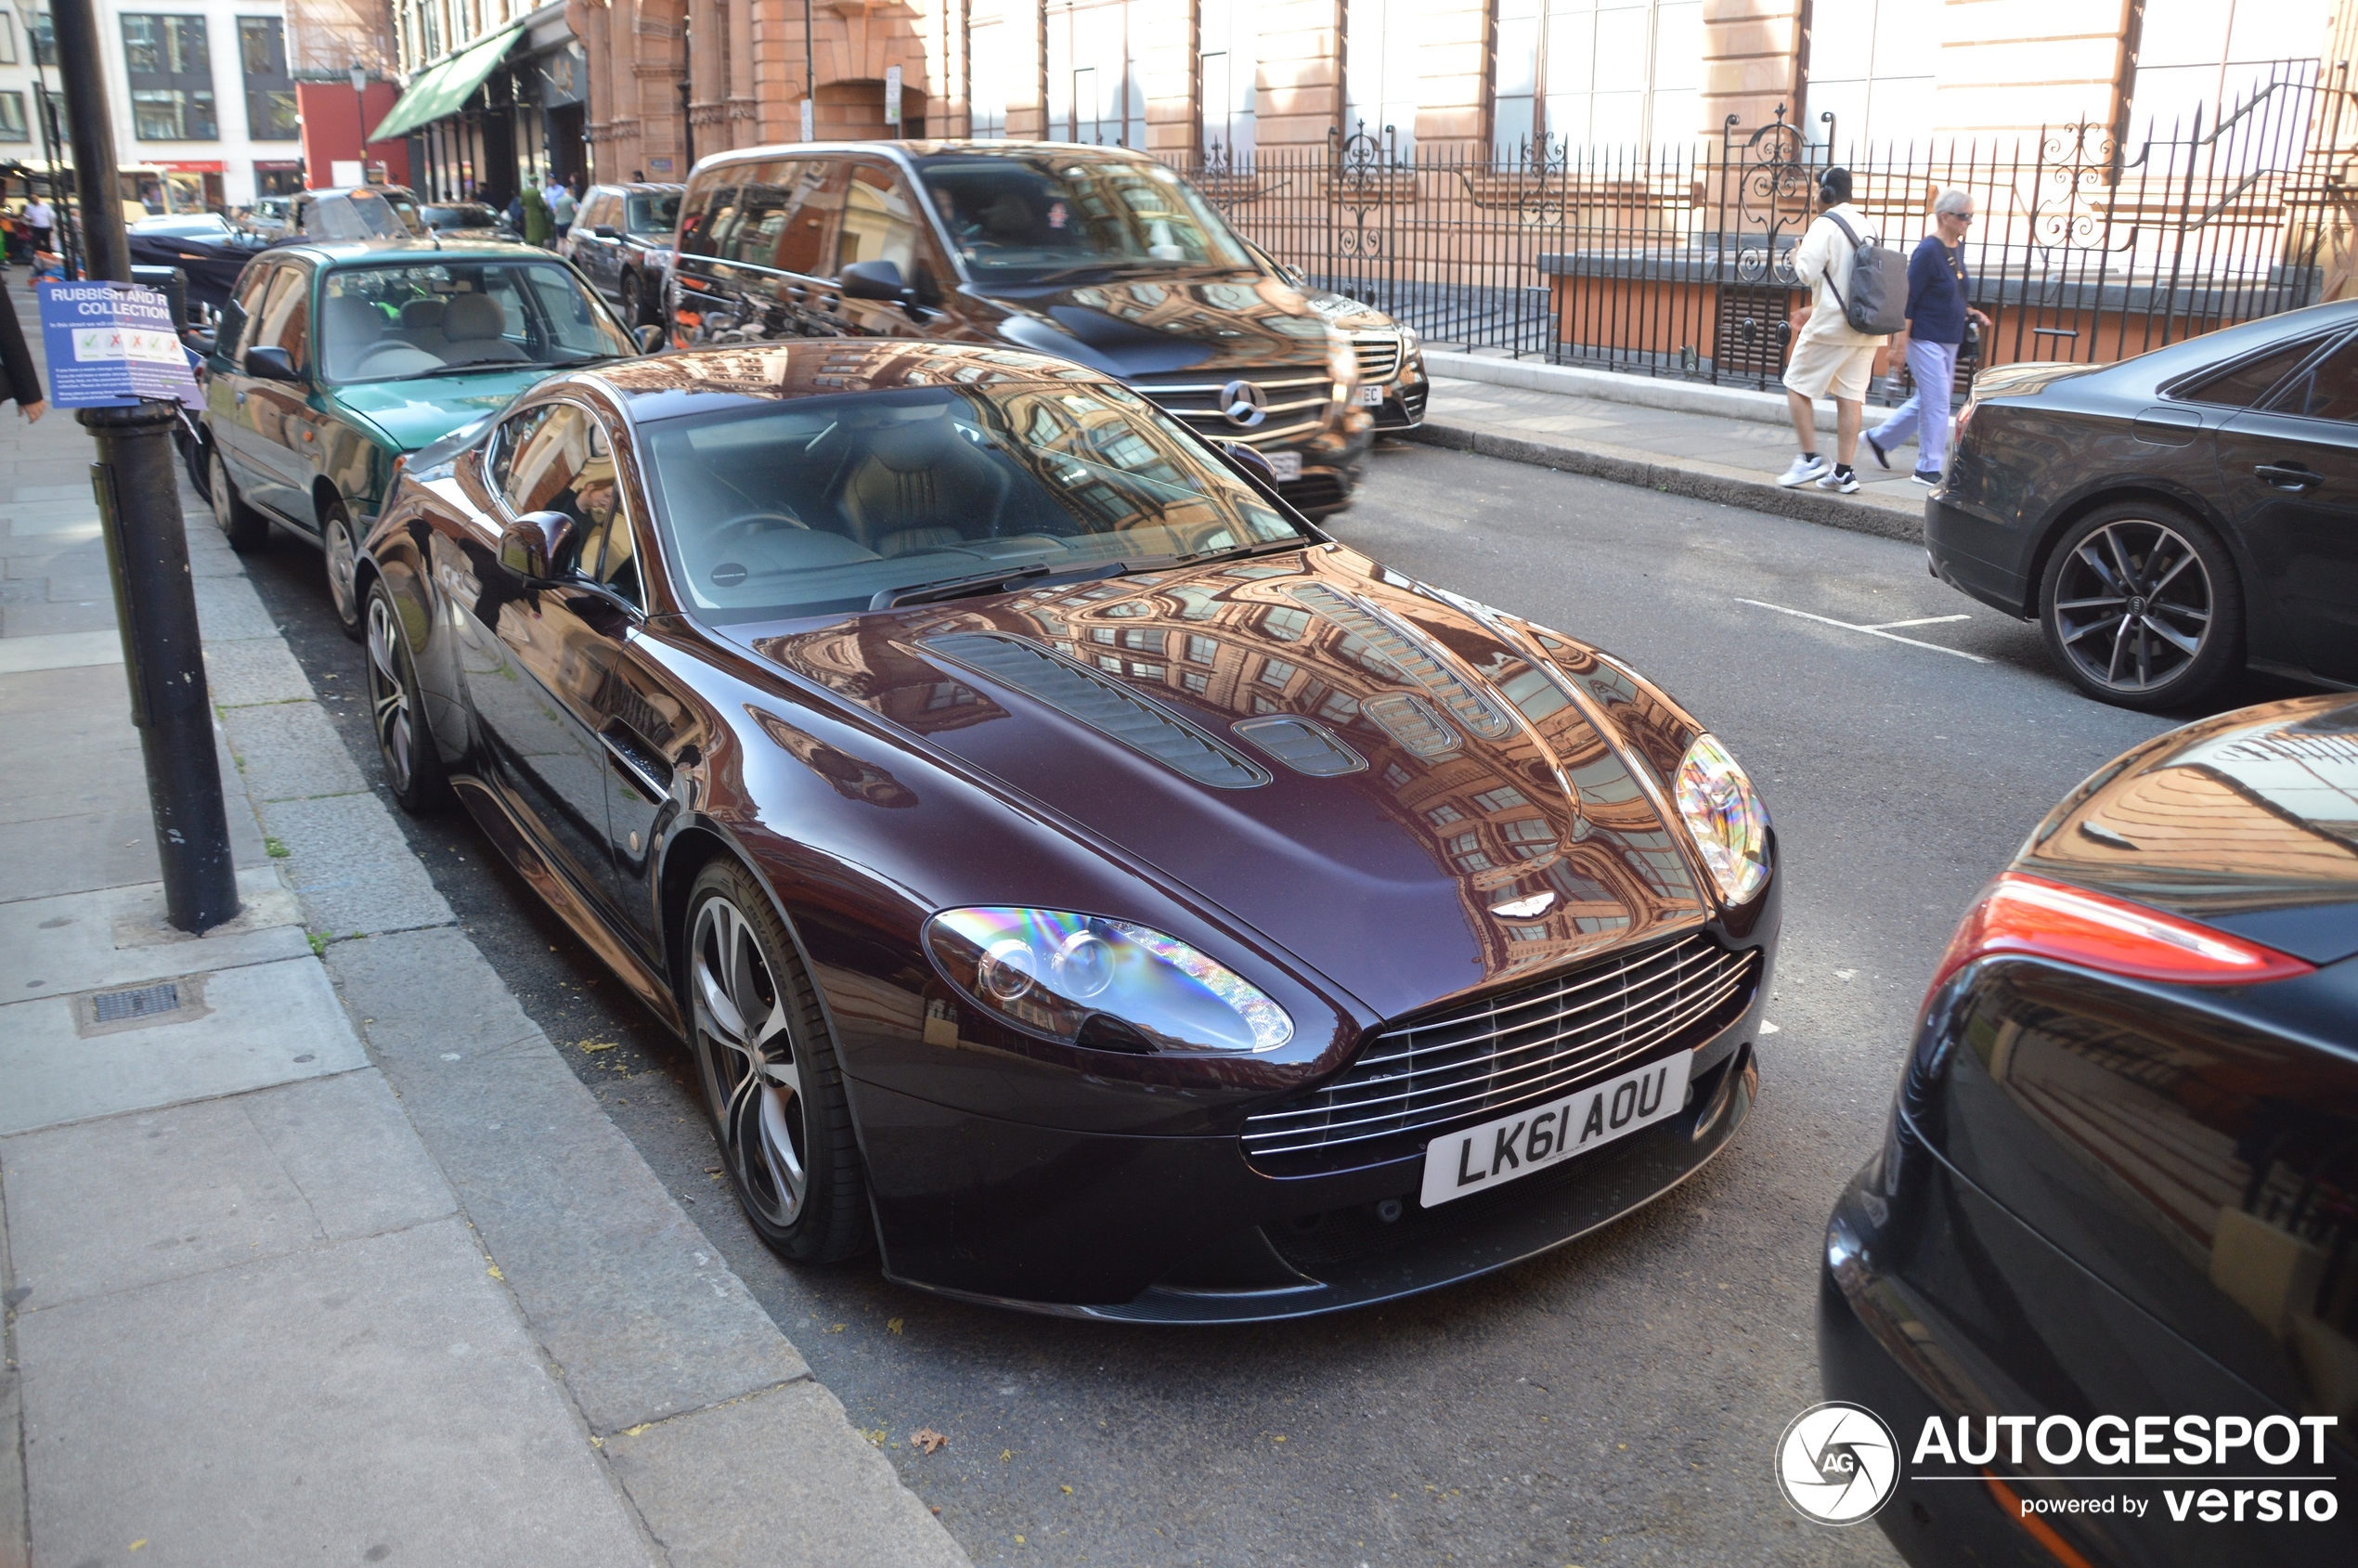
[351, 63, 369, 181]
[48, 0, 240, 933]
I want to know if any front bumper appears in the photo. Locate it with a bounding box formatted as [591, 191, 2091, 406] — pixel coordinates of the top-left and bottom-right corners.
[859, 999, 1762, 1322]
[1373, 377, 1430, 431]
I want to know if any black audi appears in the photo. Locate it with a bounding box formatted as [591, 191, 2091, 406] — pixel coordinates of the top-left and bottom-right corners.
[354, 339, 1778, 1319]
[1820, 693, 2358, 1565]
[1929, 301, 2358, 708]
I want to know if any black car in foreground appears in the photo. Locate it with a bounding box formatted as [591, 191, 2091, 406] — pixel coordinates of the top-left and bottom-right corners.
[356, 338, 1778, 1319]
[1821, 693, 2358, 1566]
[1929, 302, 2358, 708]
[562, 181, 681, 326]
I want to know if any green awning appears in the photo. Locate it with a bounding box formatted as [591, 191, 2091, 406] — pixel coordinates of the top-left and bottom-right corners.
[369, 22, 525, 143]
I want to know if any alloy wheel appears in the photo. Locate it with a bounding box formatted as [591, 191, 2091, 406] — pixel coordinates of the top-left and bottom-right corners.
[324, 507, 360, 632]
[365, 592, 417, 793]
[2049, 518, 2213, 694]
[691, 893, 809, 1227]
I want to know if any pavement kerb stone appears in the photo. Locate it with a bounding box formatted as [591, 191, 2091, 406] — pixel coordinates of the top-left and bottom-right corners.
[1403, 416, 1928, 544]
[1428, 346, 1834, 429]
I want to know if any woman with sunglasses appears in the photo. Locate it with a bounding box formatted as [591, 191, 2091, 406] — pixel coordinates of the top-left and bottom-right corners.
[1866, 187, 1993, 486]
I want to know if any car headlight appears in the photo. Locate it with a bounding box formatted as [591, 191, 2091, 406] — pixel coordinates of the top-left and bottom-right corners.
[1399, 323, 1419, 353]
[925, 907, 1293, 1054]
[1674, 733, 1770, 904]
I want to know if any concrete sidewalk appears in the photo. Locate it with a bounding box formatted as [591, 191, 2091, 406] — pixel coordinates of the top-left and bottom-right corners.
[1405, 347, 1937, 543]
[0, 292, 967, 1567]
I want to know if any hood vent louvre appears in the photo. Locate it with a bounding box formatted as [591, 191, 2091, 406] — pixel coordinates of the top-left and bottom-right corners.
[1288, 584, 1515, 741]
[920, 631, 1270, 790]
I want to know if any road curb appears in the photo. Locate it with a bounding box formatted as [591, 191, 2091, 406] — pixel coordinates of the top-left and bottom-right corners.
[1402, 418, 1928, 545]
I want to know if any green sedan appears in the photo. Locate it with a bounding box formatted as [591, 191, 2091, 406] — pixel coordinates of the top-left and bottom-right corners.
[201, 237, 641, 635]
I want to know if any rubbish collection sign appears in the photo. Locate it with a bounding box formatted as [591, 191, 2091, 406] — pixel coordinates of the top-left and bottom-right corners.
[36, 282, 201, 408]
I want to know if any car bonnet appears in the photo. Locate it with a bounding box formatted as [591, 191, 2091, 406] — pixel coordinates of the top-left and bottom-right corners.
[738, 547, 1712, 1020]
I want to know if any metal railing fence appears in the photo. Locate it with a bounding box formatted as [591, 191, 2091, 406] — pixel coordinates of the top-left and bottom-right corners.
[1170, 63, 2339, 402]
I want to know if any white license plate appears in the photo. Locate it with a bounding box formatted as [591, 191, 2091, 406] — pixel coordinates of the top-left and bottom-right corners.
[1359, 383, 1385, 406]
[1265, 450, 1303, 482]
[1419, 1052, 1691, 1209]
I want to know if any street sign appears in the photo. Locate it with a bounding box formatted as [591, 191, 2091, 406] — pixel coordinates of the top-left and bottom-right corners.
[35, 281, 200, 408]
[886, 66, 902, 127]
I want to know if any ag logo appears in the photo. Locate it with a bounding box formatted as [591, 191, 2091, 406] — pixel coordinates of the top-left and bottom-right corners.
[1775, 1402, 1900, 1524]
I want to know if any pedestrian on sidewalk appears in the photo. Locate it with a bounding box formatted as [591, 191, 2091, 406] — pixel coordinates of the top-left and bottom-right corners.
[0, 267, 46, 423]
[1864, 187, 1994, 487]
[522, 184, 553, 248]
[22, 193, 54, 263]
[1777, 166, 1890, 495]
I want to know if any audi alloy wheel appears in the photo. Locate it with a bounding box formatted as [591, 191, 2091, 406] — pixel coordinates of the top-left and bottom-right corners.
[2040, 504, 2240, 710]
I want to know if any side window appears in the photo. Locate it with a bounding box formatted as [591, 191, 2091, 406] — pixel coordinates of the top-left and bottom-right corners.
[772, 162, 839, 276]
[2267, 334, 2358, 423]
[220, 262, 275, 356]
[499, 403, 630, 598]
[250, 265, 311, 369]
[2176, 337, 2329, 409]
[676, 173, 730, 258]
[486, 406, 548, 502]
[837, 163, 917, 277]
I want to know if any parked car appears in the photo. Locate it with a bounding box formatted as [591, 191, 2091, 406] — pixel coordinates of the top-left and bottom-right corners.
[563, 181, 681, 325]
[1928, 300, 2358, 709]
[200, 237, 641, 638]
[667, 142, 1376, 516]
[1244, 241, 1429, 433]
[354, 338, 1779, 1318]
[1820, 693, 2358, 1566]
[246, 186, 418, 245]
[127, 211, 270, 315]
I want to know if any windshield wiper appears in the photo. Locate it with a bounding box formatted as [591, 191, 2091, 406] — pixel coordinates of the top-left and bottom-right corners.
[1174, 537, 1315, 565]
[871, 558, 1134, 612]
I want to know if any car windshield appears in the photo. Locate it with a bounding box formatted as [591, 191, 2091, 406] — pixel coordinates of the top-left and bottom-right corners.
[317, 260, 636, 384]
[637, 382, 1307, 622]
[626, 193, 680, 234]
[306, 191, 409, 241]
[913, 153, 1252, 281]
[422, 203, 502, 230]
[377, 191, 428, 237]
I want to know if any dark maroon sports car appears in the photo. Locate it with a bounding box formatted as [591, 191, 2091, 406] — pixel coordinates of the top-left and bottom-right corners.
[355, 340, 1779, 1319]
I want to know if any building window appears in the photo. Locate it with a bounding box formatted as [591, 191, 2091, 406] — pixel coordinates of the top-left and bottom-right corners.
[1493, 0, 1704, 153]
[0, 92, 25, 142]
[1185, 634, 1216, 664]
[239, 18, 298, 141]
[969, 8, 1007, 137]
[32, 11, 53, 68]
[1344, 0, 1421, 153]
[0, 13, 17, 64]
[1048, 0, 1146, 148]
[1803, 0, 1939, 149]
[1199, 0, 1256, 159]
[2128, 0, 2331, 137]
[122, 15, 217, 141]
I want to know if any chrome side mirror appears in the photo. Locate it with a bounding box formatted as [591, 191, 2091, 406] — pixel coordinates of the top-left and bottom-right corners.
[499, 510, 576, 584]
[636, 323, 665, 355]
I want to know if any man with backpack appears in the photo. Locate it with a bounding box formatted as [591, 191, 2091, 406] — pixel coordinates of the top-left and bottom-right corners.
[1778, 166, 1904, 494]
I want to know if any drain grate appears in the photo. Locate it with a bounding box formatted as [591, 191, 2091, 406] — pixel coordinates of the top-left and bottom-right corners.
[90, 981, 181, 1023]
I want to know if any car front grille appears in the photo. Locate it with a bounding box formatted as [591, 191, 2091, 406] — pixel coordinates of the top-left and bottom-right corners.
[1243, 932, 1758, 1169]
[1353, 331, 1402, 382]
[1132, 369, 1330, 446]
[1381, 383, 1428, 428]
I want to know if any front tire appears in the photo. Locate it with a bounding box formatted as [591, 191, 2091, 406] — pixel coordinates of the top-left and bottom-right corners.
[620, 271, 647, 326]
[683, 860, 870, 1263]
[322, 499, 363, 641]
[2039, 502, 2241, 710]
[209, 447, 270, 553]
[362, 579, 449, 812]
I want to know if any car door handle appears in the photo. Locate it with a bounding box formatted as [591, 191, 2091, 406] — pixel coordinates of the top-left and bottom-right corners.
[2254, 462, 2323, 490]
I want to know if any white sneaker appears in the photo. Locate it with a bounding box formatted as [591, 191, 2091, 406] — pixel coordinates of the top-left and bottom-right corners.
[1776, 454, 1830, 487]
[1816, 468, 1861, 494]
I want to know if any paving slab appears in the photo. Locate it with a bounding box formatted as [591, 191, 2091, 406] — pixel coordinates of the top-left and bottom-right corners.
[223, 698, 370, 802]
[0, 599, 112, 638]
[0, 1069, 454, 1309]
[189, 572, 283, 641]
[0, 662, 121, 716]
[1, 1194, 23, 1568]
[0, 629, 119, 673]
[0, 707, 143, 823]
[260, 791, 454, 936]
[202, 637, 313, 707]
[0, 954, 369, 1136]
[602, 1380, 969, 1568]
[330, 927, 811, 1436]
[16, 1217, 658, 1568]
[0, 868, 304, 995]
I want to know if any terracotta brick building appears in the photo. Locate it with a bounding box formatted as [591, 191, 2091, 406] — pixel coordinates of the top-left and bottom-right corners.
[527, 0, 2342, 185]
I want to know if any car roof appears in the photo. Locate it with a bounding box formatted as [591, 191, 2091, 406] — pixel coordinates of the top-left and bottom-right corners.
[590, 182, 685, 195]
[273, 237, 562, 266]
[584, 338, 1114, 407]
[685, 139, 1158, 177]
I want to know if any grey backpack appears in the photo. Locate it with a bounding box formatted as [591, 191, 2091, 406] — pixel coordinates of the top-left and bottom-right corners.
[1821, 212, 1910, 335]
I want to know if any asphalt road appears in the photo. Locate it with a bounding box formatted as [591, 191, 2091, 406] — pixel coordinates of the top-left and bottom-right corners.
[232, 442, 2301, 1567]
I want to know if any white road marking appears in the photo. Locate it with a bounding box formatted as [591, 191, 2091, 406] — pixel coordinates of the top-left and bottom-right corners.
[1862, 614, 1972, 629]
[1735, 599, 1990, 663]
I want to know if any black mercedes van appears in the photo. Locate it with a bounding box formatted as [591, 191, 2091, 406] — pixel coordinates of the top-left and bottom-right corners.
[665, 141, 1376, 515]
